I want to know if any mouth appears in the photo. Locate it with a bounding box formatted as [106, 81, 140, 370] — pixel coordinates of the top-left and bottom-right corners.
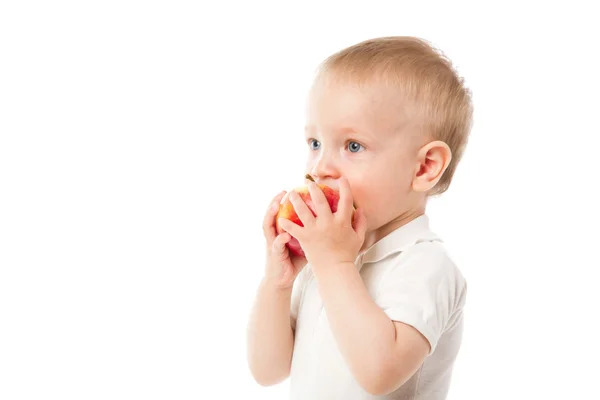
[305, 174, 357, 209]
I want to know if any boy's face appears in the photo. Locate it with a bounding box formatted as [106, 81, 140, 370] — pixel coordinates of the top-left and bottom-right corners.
[304, 78, 421, 233]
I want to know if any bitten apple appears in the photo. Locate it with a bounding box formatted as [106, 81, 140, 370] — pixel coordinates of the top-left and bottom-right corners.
[275, 174, 354, 258]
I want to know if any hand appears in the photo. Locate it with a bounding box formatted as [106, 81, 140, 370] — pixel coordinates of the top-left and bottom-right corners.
[277, 177, 367, 270]
[262, 191, 308, 290]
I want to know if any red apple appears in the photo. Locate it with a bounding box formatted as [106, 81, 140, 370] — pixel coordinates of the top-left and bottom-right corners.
[275, 174, 354, 258]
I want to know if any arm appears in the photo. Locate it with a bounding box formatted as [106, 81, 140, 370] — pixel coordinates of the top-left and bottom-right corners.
[246, 278, 295, 386]
[313, 261, 430, 396]
[247, 190, 307, 386]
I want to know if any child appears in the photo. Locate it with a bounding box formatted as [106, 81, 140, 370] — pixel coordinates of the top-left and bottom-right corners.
[247, 36, 472, 399]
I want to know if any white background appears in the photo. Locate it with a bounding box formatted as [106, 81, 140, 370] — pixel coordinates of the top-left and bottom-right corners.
[1, 1, 599, 399]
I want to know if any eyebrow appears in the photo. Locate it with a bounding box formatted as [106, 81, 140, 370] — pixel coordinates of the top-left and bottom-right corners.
[304, 125, 363, 136]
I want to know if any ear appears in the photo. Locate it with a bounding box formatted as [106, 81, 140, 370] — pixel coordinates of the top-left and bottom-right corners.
[412, 140, 452, 193]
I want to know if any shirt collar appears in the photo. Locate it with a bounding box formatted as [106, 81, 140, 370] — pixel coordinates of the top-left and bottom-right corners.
[358, 214, 441, 266]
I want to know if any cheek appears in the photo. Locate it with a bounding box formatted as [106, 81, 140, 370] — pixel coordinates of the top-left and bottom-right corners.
[350, 172, 408, 217]
[350, 184, 389, 229]
[348, 179, 385, 211]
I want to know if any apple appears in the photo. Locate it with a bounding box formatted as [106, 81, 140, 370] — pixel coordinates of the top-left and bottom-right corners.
[275, 174, 354, 258]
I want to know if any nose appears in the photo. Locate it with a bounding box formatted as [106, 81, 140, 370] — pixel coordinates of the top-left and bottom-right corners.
[310, 152, 340, 181]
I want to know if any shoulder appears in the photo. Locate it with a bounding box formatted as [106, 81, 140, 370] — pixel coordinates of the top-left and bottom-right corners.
[393, 240, 465, 286]
[373, 241, 467, 352]
[378, 240, 467, 304]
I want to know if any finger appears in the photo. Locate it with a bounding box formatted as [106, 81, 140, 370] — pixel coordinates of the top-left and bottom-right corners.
[272, 232, 291, 257]
[307, 181, 332, 219]
[353, 208, 368, 243]
[289, 190, 315, 227]
[263, 191, 287, 242]
[337, 177, 355, 222]
[278, 217, 303, 240]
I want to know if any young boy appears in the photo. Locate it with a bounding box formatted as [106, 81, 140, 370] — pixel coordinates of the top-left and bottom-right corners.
[247, 36, 473, 399]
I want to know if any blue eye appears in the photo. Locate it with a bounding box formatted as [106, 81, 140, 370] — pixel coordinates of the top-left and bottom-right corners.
[309, 139, 321, 150]
[348, 141, 364, 153]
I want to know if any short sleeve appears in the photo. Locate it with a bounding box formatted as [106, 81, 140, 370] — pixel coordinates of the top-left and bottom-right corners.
[375, 242, 466, 354]
[290, 265, 311, 331]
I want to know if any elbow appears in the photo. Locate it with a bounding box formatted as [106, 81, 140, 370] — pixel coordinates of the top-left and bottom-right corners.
[363, 384, 396, 397]
[251, 371, 289, 387]
[248, 362, 290, 387]
[359, 375, 393, 396]
[356, 364, 409, 396]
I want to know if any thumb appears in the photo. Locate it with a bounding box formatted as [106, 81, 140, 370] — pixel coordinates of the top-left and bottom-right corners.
[272, 232, 291, 258]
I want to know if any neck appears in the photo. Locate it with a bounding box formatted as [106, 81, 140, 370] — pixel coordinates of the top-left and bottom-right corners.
[360, 206, 425, 253]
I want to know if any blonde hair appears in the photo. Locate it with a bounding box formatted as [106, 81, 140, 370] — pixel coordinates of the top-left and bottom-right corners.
[316, 36, 473, 196]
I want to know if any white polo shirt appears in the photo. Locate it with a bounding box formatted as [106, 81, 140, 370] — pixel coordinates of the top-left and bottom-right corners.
[289, 214, 467, 399]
